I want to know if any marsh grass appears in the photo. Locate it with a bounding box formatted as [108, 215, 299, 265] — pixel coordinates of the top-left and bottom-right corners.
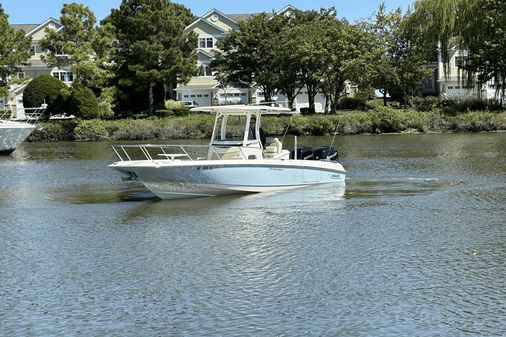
[29, 108, 506, 142]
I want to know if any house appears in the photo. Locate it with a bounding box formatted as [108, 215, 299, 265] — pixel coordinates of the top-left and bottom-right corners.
[176, 5, 334, 112]
[2, 18, 74, 117]
[436, 48, 497, 100]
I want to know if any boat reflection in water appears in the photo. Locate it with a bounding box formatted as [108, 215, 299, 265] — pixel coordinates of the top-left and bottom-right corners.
[109, 105, 346, 200]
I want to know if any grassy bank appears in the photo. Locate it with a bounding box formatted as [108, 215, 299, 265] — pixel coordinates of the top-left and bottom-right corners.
[29, 107, 506, 142]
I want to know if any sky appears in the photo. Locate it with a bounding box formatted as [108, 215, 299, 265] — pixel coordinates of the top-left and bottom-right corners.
[3, 0, 414, 24]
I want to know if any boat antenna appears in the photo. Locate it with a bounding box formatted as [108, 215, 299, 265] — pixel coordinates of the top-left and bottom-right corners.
[281, 115, 293, 144]
[329, 122, 339, 151]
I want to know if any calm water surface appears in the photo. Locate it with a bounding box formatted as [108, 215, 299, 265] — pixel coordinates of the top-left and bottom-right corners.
[1, 133, 505, 336]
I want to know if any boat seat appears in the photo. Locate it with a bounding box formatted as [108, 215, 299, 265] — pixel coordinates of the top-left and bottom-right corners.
[265, 138, 289, 159]
[265, 138, 282, 158]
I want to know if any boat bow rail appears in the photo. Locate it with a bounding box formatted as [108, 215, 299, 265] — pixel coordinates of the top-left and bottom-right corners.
[111, 144, 268, 162]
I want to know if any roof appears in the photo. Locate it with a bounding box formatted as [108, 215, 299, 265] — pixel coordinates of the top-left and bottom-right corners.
[11, 24, 39, 34]
[184, 17, 227, 34]
[191, 105, 294, 115]
[10, 18, 62, 37]
[175, 84, 219, 91]
[227, 13, 270, 22]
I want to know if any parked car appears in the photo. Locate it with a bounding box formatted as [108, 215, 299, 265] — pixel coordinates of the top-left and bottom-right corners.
[182, 101, 199, 108]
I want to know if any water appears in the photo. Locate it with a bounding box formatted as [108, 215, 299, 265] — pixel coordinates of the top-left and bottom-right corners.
[1, 133, 505, 336]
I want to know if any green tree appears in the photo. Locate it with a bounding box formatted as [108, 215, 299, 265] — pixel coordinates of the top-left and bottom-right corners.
[212, 13, 285, 104]
[40, 3, 115, 89]
[459, 0, 506, 102]
[365, 4, 403, 106]
[67, 85, 99, 119]
[0, 4, 31, 96]
[368, 6, 432, 109]
[410, 0, 462, 75]
[23, 75, 68, 109]
[318, 18, 375, 113]
[107, 0, 197, 116]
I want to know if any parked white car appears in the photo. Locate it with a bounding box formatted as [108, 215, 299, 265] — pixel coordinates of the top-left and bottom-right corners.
[182, 101, 199, 108]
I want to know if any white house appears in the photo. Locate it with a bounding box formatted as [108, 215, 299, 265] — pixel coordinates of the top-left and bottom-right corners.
[436, 48, 497, 100]
[176, 5, 332, 112]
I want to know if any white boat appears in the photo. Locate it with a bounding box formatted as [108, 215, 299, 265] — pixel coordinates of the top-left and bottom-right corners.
[109, 105, 346, 199]
[0, 105, 46, 155]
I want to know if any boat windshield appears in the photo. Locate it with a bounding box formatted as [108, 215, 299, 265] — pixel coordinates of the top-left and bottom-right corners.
[211, 113, 260, 147]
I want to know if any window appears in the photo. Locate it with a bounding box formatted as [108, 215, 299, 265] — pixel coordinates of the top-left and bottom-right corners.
[199, 65, 213, 77]
[17, 72, 25, 79]
[448, 86, 453, 89]
[184, 95, 189, 98]
[197, 94, 202, 97]
[198, 37, 213, 49]
[204, 94, 209, 97]
[455, 56, 466, 68]
[455, 86, 460, 89]
[52, 71, 74, 82]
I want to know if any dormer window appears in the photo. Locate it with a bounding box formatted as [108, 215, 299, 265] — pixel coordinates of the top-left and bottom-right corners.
[199, 65, 213, 77]
[198, 37, 214, 49]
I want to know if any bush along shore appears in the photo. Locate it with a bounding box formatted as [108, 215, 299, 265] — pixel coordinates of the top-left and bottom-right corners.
[28, 106, 506, 142]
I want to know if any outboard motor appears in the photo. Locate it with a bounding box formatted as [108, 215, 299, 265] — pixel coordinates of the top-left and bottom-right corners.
[291, 146, 313, 160]
[312, 146, 338, 161]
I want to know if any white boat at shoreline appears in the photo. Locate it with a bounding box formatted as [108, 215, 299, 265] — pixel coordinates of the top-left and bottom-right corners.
[0, 105, 46, 155]
[109, 105, 346, 199]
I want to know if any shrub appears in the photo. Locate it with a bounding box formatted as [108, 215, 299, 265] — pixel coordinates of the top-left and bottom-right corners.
[411, 96, 440, 112]
[67, 85, 100, 119]
[164, 100, 184, 110]
[110, 119, 161, 140]
[160, 100, 190, 117]
[28, 122, 76, 142]
[336, 111, 374, 134]
[307, 115, 336, 135]
[337, 97, 367, 110]
[369, 106, 406, 133]
[448, 111, 506, 132]
[262, 116, 290, 136]
[299, 107, 314, 115]
[299, 107, 313, 115]
[74, 119, 109, 141]
[354, 89, 375, 101]
[439, 97, 503, 115]
[23, 75, 67, 116]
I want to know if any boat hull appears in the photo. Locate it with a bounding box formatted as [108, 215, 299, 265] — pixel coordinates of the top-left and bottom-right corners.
[110, 160, 346, 199]
[0, 122, 37, 154]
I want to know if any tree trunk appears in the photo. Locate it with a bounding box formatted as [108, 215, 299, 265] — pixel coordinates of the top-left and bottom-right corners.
[323, 93, 330, 113]
[148, 82, 155, 116]
[287, 95, 295, 110]
[383, 91, 388, 107]
[331, 88, 341, 114]
[403, 90, 409, 111]
[307, 84, 316, 114]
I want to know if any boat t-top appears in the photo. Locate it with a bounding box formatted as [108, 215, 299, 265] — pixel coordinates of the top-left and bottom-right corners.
[109, 105, 346, 199]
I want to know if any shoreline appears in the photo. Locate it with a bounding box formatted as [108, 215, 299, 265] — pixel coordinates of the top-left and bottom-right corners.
[28, 109, 506, 142]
